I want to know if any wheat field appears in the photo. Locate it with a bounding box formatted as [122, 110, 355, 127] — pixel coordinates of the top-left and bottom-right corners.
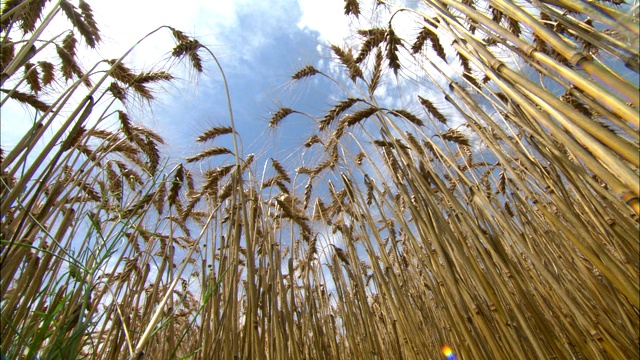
[1, 0, 638, 359]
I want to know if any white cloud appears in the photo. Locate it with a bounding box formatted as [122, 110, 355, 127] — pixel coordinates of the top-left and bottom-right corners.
[297, 0, 351, 44]
[89, 0, 295, 68]
[88, 0, 240, 67]
[93, 0, 239, 44]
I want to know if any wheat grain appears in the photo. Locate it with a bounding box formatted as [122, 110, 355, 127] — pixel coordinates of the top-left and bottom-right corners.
[132, 82, 153, 99]
[0, 89, 49, 112]
[418, 96, 448, 124]
[78, 1, 100, 44]
[292, 65, 320, 80]
[241, 153, 255, 172]
[132, 126, 164, 145]
[331, 45, 362, 82]
[320, 98, 360, 131]
[186, 147, 232, 163]
[388, 109, 424, 127]
[61, 125, 86, 151]
[344, 0, 360, 18]
[171, 38, 203, 72]
[23, 62, 41, 94]
[405, 132, 425, 157]
[107, 82, 126, 101]
[304, 135, 322, 148]
[385, 27, 402, 75]
[168, 164, 184, 208]
[269, 107, 295, 128]
[0, 38, 15, 71]
[369, 49, 383, 96]
[411, 27, 430, 54]
[355, 28, 386, 63]
[105, 163, 122, 203]
[14, 0, 47, 33]
[330, 244, 351, 266]
[507, 16, 522, 38]
[427, 29, 447, 62]
[197, 126, 233, 143]
[170, 28, 190, 43]
[271, 159, 291, 183]
[134, 71, 174, 84]
[341, 106, 379, 128]
[59, 0, 99, 47]
[107, 59, 135, 84]
[437, 128, 471, 146]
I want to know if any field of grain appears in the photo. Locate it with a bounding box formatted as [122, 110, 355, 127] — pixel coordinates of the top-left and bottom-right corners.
[1, 0, 638, 359]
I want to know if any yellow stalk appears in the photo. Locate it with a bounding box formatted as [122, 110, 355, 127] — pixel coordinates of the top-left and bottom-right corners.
[491, 0, 639, 107]
[439, 0, 640, 129]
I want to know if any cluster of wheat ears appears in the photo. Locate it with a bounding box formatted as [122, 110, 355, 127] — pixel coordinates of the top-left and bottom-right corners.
[1, 0, 638, 359]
